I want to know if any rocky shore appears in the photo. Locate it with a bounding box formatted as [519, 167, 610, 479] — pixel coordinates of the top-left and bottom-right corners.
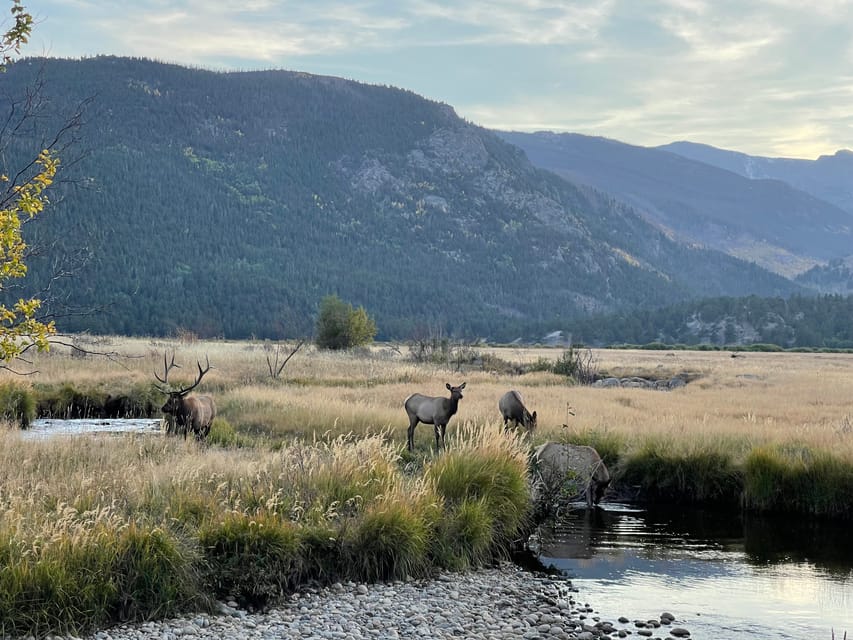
[76, 564, 692, 640]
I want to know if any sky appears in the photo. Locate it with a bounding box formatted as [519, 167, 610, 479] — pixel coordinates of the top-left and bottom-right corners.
[20, 0, 853, 160]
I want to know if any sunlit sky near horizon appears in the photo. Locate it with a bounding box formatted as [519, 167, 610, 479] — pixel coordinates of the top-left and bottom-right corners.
[22, 0, 853, 160]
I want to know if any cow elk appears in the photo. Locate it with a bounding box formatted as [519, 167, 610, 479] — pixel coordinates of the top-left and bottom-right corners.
[154, 352, 216, 441]
[499, 390, 537, 434]
[404, 382, 466, 452]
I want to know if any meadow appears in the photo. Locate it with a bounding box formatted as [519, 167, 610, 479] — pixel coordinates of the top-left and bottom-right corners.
[0, 337, 851, 635]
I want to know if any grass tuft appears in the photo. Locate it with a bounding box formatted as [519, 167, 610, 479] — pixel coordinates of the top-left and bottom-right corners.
[618, 438, 742, 504]
[429, 424, 531, 552]
[0, 382, 36, 428]
[198, 512, 301, 609]
[744, 446, 853, 518]
[431, 498, 494, 571]
[343, 494, 432, 582]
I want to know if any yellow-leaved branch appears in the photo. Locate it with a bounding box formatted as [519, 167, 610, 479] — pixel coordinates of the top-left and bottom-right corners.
[0, 149, 58, 362]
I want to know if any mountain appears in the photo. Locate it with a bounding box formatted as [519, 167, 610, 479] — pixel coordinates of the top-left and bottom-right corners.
[2, 57, 798, 341]
[659, 141, 853, 215]
[497, 131, 853, 278]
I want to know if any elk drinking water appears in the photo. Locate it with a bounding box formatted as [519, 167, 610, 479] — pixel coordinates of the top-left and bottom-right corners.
[404, 382, 466, 452]
[499, 390, 537, 433]
[154, 353, 216, 441]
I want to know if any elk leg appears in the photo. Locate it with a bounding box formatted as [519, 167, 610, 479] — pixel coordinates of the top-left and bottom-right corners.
[407, 417, 419, 452]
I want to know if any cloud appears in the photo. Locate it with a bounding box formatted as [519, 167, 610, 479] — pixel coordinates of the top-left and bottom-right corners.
[26, 0, 853, 157]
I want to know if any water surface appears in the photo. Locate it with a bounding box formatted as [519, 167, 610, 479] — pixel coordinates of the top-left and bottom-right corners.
[21, 418, 164, 439]
[535, 504, 853, 640]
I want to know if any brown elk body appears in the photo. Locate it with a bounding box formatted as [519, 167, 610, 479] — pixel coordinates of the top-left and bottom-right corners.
[155, 354, 216, 441]
[404, 382, 466, 452]
[161, 393, 216, 441]
[499, 390, 537, 433]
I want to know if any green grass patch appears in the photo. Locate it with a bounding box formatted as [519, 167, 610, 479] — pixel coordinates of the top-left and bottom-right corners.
[342, 499, 432, 582]
[744, 446, 853, 518]
[206, 417, 252, 447]
[0, 524, 204, 638]
[431, 498, 494, 571]
[0, 382, 36, 428]
[618, 439, 742, 505]
[198, 512, 301, 609]
[428, 446, 530, 551]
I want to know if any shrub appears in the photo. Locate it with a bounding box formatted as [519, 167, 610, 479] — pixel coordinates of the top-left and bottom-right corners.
[32, 383, 160, 420]
[315, 294, 377, 350]
[550, 347, 598, 384]
[526, 357, 554, 373]
[34, 383, 105, 419]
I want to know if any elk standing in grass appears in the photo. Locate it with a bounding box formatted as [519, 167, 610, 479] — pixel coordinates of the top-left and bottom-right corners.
[499, 390, 537, 434]
[404, 382, 466, 452]
[154, 353, 216, 441]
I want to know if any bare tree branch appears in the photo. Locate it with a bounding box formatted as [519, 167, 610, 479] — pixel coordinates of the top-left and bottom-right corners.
[266, 339, 305, 379]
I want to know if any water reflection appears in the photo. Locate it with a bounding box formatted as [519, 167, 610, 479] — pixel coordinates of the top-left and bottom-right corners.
[536, 504, 853, 640]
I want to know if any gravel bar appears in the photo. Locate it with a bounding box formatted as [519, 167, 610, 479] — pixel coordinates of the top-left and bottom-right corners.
[67, 563, 691, 640]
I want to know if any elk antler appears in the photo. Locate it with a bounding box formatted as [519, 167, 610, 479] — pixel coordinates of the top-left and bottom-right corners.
[154, 351, 181, 389]
[173, 355, 212, 396]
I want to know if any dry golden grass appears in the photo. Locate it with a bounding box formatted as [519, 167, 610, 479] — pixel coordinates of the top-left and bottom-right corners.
[6, 338, 853, 461]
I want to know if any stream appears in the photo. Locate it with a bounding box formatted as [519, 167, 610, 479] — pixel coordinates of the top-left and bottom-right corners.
[534, 503, 853, 639]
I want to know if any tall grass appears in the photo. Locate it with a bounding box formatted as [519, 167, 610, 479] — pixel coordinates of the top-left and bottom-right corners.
[2, 339, 853, 633]
[0, 426, 531, 635]
[428, 424, 531, 552]
[618, 437, 743, 505]
[0, 382, 35, 427]
[744, 446, 853, 518]
[0, 521, 205, 637]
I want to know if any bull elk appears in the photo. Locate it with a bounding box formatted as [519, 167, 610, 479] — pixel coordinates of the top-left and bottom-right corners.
[154, 353, 216, 441]
[404, 382, 466, 452]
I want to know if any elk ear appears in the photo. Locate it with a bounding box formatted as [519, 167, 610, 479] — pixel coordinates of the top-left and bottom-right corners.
[446, 383, 452, 390]
[532, 411, 537, 421]
[460, 382, 466, 389]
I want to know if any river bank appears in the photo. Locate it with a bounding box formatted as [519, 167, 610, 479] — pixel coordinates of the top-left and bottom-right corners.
[76, 564, 690, 640]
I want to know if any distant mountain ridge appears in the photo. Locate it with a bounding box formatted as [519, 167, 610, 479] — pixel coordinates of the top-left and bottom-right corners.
[4, 57, 798, 340]
[498, 131, 853, 279]
[658, 141, 853, 215]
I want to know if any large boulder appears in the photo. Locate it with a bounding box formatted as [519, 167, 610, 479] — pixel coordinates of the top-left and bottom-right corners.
[530, 442, 611, 513]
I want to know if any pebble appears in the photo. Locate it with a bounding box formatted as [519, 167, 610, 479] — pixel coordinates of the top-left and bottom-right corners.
[68, 564, 692, 640]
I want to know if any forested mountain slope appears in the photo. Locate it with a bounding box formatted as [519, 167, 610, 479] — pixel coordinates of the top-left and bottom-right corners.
[4, 57, 798, 340]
